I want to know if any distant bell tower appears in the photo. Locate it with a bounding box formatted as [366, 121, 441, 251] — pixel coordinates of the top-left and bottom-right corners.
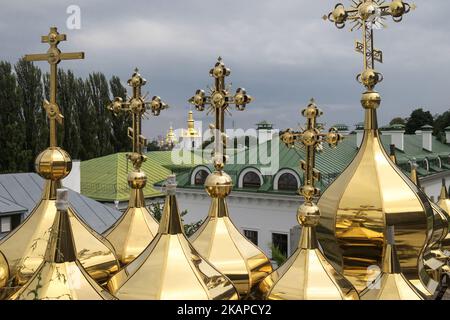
[181, 110, 202, 150]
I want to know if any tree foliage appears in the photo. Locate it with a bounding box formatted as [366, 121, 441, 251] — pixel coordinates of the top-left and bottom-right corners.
[405, 108, 434, 134]
[0, 59, 131, 172]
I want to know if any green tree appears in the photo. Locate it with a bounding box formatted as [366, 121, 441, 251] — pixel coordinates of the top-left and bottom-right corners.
[149, 202, 202, 237]
[433, 111, 450, 142]
[405, 108, 434, 134]
[147, 139, 161, 151]
[87, 72, 114, 157]
[0, 61, 30, 172]
[109, 76, 130, 152]
[75, 78, 99, 160]
[57, 69, 81, 159]
[270, 243, 287, 267]
[14, 58, 47, 170]
[389, 117, 406, 126]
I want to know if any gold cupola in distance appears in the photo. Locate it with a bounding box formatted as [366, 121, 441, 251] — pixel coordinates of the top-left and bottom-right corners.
[107, 175, 238, 300]
[0, 27, 119, 287]
[189, 57, 273, 298]
[9, 189, 115, 300]
[258, 100, 359, 300]
[318, 1, 434, 295]
[104, 68, 168, 266]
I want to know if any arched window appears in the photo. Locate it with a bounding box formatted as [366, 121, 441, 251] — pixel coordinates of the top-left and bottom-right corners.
[243, 171, 262, 188]
[278, 173, 298, 191]
[194, 170, 209, 185]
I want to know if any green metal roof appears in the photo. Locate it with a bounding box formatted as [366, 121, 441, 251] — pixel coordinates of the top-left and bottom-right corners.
[81, 151, 203, 201]
[169, 134, 450, 195]
[85, 133, 450, 200]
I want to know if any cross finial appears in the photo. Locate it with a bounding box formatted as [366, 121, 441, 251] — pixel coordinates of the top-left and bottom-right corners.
[25, 27, 84, 148]
[189, 57, 253, 170]
[280, 99, 343, 203]
[108, 69, 169, 170]
[324, 0, 414, 91]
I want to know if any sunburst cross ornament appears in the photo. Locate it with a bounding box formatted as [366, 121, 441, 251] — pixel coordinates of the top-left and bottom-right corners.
[189, 57, 252, 169]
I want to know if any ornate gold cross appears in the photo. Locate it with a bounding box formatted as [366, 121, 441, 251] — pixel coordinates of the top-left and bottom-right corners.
[280, 99, 342, 203]
[25, 27, 84, 147]
[189, 57, 252, 170]
[324, 0, 415, 91]
[108, 68, 168, 170]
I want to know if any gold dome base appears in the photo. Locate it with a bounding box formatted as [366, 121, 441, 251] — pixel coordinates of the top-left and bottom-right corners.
[258, 225, 359, 300]
[0, 180, 119, 286]
[9, 261, 115, 300]
[317, 123, 433, 294]
[104, 189, 159, 266]
[191, 198, 273, 299]
[107, 177, 238, 300]
[361, 237, 425, 300]
[9, 190, 115, 300]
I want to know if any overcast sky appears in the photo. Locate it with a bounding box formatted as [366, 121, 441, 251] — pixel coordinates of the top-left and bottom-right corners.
[1, 0, 449, 139]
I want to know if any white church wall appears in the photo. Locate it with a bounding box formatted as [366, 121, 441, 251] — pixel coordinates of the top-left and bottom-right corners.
[177, 190, 299, 258]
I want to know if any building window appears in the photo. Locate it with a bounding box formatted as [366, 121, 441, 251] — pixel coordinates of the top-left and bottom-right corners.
[244, 230, 258, 246]
[1, 216, 11, 233]
[277, 173, 298, 191]
[272, 233, 288, 258]
[242, 171, 261, 188]
[194, 170, 209, 185]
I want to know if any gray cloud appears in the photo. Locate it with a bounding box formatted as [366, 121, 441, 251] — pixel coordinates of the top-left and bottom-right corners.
[0, 0, 449, 139]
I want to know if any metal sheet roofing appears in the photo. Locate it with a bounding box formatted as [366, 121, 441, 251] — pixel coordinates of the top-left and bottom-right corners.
[0, 173, 121, 233]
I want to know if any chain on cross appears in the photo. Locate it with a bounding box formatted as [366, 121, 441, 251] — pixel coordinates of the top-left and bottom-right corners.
[280, 99, 343, 203]
[24, 27, 84, 148]
[108, 68, 168, 170]
[324, 0, 415, 91]
[189, 57, 253, 171]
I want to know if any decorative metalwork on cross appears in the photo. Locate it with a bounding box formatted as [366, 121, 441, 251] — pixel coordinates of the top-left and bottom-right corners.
[108, 68, 168, 170]
[280, 99, 343, 203]
[25, 27, 84, 148]
[324, 0, 415, 91]
[189, 57, 252, 170]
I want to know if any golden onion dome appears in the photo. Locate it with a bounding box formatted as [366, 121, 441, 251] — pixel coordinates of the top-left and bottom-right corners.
[191, 170, 273, 299]
[317, 90, 434, 295]
[258, 202, 359, 300]
[0, 251, 9, 289]
[361, 227, 425, 300]
[9, 189, 115, 300]
[107, 175, 238, 300]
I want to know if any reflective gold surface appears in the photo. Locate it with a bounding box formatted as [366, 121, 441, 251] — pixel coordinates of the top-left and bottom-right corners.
[438, 180, 450, 251]
[189, 58, 272, 299]
[361, 227, 424, 300]
[191, 196, 273, 299]
[108, 176, 238, 300]
[409, 163, 447, 291]
[9, 190, 115, 300]
[319, 1, 432, 295]
[0, 181, 119, 287]
[258, 101, 358, 300]
[0, 251, 8, 289]
[105, 68, 167, 265]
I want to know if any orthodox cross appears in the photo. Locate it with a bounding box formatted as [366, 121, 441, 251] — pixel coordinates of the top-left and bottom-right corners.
[280, 99, 342, 203]
[108, 68, 168, 170]
[324, 0, 415, 90]
[25, 27, 84, 148]
[189, 57, 252, 170]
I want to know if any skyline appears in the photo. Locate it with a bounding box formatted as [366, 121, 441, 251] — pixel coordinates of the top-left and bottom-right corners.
[0, 0, 449, 139]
